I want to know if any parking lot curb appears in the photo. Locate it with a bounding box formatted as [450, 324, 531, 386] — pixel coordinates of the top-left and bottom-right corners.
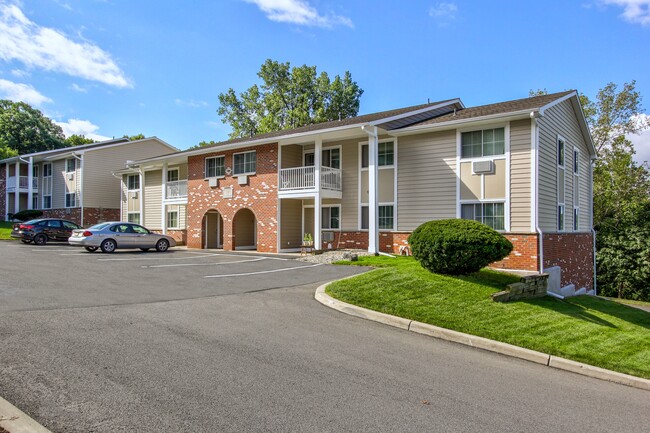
[0, 396, 52, 433]
[314, 281, 650, 392]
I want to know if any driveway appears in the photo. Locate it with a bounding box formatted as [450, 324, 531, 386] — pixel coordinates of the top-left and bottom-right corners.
[0, 242, 648, 432]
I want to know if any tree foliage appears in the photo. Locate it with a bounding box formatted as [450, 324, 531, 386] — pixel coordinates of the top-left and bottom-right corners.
[64, 134, 96, 147]
[0, 100, 65, 155]
[123, 133, 145, 141]
[217, 59, 363, 139]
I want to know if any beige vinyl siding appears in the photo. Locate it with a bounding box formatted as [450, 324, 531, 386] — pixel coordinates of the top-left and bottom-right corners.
[281, 145, 302, 168]
[51, 160, 67, 209]
[360, 169, 394, 203]
[144, 170, 162, 229]
[397, 130, 457, 231]
[338, 138, 360, 230]
[460, 162, 481, 200]
[484, 159, 506, 200]
[537, 99, 591, 232]
[83, 139, 174, 209]
[509, 119, 532, 231]
[280, 199, 303, 248]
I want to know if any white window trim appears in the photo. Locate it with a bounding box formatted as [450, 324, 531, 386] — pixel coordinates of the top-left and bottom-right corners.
[573, 206, 580, 232]
[166, 207, 180, 229]
[358, 139, 398, 231]
[127, 212, 141, 224]
[127, 174, 140, 192]
[42, 195, 52, 210]
[456, 123, 510, 232]
[65, 158, 76, 173]
[65, 192, 76, 208]
[233, 150, 257, 176]
[573, 146, 580, 231]
[303, 144, 342, 168]
[42, 163, 52, 209]
[204, 155, 226, 179]
[303, 204, 342, 231]
[167, 167, 180, 182]
[557, 135, 566, 232]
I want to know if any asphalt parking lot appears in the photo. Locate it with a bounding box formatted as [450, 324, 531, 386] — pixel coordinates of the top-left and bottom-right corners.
[1, 241, 649, 433]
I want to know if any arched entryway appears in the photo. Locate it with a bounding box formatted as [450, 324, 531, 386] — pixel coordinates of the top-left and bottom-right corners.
[233, 208, 257, 250]
[203, 210, 224, 249]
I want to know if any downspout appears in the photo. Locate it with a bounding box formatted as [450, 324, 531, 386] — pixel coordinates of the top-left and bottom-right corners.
[72, 153, 83, 226]
[530, 111, 544, 275]
[590, 157, 597, 296]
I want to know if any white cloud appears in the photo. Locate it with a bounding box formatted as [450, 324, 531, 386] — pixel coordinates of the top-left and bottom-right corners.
[0, 2, 131, 87]
[175, 98, 208, 108]
[0, 78, 52, 105]
[429, 2, 458, 19]
[10, 68, 28, 78]
[630, 113, 650, 164]
[54, 118, 111, 141]
[70, 83, 87, 93]
[244, 0, 353, 28]
[601, 0, 650, 25]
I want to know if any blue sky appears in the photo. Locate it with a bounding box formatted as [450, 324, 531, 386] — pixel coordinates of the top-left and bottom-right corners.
[0, 0, 649, 159]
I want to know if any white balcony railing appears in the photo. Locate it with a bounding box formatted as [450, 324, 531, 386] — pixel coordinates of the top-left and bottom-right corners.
[7, 176, 37, 190]
[165, 180, 187, 199]
[279, 166, 341, 192]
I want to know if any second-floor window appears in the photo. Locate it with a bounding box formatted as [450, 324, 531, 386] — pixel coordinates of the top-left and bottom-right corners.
[461, 128, 505, 158]
[361, 141, 394, 168]
[167, 168, 179, 182]
[66, 158, 76, 173]
[234, 151, 256, 175]
[205, 156, 225, 178]
[127, 174, 140, 191]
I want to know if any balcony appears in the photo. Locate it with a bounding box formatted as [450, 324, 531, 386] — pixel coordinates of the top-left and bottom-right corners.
[279, 166, 342, 198]
[165, 180, 187, 200]
[7, 176, 38, 192]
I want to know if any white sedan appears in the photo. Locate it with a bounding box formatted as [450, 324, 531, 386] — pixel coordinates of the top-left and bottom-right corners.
[69, 222, 176, 253]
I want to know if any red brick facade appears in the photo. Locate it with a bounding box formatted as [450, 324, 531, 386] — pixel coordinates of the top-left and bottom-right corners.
[38, 207, 120, 226]
[186, 143, 279, 252]
[152, 229, 187, 245]
[543, 232, 594, 290]
[490, 233, 539, 271]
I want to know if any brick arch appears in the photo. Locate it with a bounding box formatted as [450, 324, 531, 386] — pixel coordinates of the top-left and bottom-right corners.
[232, 207, 257, 250]
[202, 208, 224, 249]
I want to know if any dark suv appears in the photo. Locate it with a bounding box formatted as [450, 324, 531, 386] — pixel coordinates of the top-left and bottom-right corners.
[11, 218, 81, 245]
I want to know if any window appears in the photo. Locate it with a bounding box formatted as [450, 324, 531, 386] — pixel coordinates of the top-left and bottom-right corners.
[205, 156, 225, 178]
[557, 138, 565, 167]
[32, 165, 39, 178]
[47, 220, 62, 228]
[167, 168, 179, 182]
[43, 163, 52, 177]
[573, 148, 580, 231]
[322, 148, 340, 169]
[42, 195, 51, 209]
[461, 203, 505, 230]
[557, 137, 566, 231]
[360, 205, 394, 230]
[573, 207, 579, 231]
[32, 195, 38, 210]
[167, 206, 179, 229]
[127, 174, 140, 191]
[65, 192, 76, 208]
[558, 205, 565, 231]
[461, 128, 505, 158]
[234, 151, 256, 174]
[304, 153, 315, 167]
[132, 225, 148, 234]
[127, 213, 140, 224]
[62, 221, 79, 229]
[573, 149, 579, 175]
[321, 206, 340, 230]
[361, 141, 394, 168]
[66, 158, 76, 173]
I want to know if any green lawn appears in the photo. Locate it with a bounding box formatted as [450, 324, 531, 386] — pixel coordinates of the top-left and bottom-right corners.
[0, 221, 14, 240]
[328, 256, 650, 379]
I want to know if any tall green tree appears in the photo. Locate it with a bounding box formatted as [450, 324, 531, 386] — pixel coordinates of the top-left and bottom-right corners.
[217, 59, 363, 139]
[64, 134, 96, 147]
[0, 100, 65, 154]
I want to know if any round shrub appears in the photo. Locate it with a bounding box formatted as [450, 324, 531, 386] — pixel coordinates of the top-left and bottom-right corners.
[408, 219, 513, 275]
[12, 209, 43, 222]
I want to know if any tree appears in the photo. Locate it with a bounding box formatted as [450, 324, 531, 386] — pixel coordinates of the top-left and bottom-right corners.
[64, 134, 96, 147]
[217, 59, 363, 139]
[123, 134, 145, 141]
[0, 100, 65, 154]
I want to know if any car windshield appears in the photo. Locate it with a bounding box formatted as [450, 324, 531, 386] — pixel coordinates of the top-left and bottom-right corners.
[88, 222, 111, 230]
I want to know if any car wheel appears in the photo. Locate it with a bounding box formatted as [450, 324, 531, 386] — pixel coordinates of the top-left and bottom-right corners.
[85, 246, 98, 252]
[100, 239, 117, 253]
[33, 234, 47, 245]
[21, 239, 31, 244]
[155, 239, 170, 252]
[140, 248, 150, 252]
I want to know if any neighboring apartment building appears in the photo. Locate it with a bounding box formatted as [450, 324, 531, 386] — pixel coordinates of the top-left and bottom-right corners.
[1, 137, 177, 226]
[119, 91, 596, 294]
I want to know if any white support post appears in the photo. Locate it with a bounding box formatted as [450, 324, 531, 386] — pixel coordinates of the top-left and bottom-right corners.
[4, 163, 9, 220]
[314, 138, 322, 250]
[139, 171, 144, 226]
[27, 157, 33, 210]
[367, 128, 379, 254]
[162, 162, 168, 234]
[14, 161, 20, 216]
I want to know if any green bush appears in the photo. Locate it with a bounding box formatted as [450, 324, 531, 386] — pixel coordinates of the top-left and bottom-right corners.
[408, 219, 513, 275]
[12, 209, 43, 222]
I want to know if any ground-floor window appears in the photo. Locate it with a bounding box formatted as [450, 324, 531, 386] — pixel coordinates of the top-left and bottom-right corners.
[361, 204, 395, 230]
[167, 206, 179, 229]
[461, 202, 505, 230]
[42, 195, 51, 209]
[65, 192, 76, 208]
[127, 212, 140, 224]
[321, 206, 340, 229]
[573, 207, 579, 231]
[32, 195, 38, 210]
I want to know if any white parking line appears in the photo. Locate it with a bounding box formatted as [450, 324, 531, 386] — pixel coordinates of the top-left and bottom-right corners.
[204, 263, 323, 278]
[31, 248, 75, 252]
[142, 257, 266, 268]
[98, 253, 223, 262]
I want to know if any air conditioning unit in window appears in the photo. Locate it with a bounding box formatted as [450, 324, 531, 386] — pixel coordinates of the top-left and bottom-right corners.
[67, 173, 74, 181]
[132, 191, 138, 199]
[472, 160, 493, 174]
[208, 177, 218, 188]
[322, 231, 334, 242]
[238, 175, 248, 185]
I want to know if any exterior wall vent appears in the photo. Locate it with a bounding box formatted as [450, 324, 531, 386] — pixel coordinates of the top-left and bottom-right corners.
[208, 177, 218, 188]
[238, 175, 248, 185]
[472, 160, 493, 174]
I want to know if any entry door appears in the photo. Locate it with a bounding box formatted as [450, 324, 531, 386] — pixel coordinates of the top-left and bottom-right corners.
[205, 213, 223, 249]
